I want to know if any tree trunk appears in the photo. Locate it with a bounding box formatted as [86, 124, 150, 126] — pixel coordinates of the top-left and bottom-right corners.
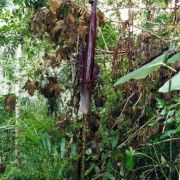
[15, 44, 22, 167]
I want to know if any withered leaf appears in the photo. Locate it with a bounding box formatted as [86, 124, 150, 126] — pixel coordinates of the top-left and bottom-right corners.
[34, 24, 40, 33]
[79, 20, 86, 27]
[97, 10, 105, 27]
[83, 11, 90, 22]
[40, 77, 63, 98]
[23, 79, 37, 96]
[46, 11, 57, 26]
[40, 23, 47, 34]
[33, 7, 48, 23]
[67, 13, 75, 24]
[43, 54, 59, 68]
[67, 37, 76, 45]
[56, 116, 70, 131]
[4, 95, 16, 112]
[53, 20, 64, 32]
[50, 0, 62, 12]
[79, 25, 88, 41]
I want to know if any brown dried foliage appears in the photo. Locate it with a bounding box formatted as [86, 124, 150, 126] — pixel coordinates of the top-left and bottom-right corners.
[23, 79, 38, 96]
[4, 94, 16, 112]
[40, 77, 63, 98]
[31, 1, 105, 64]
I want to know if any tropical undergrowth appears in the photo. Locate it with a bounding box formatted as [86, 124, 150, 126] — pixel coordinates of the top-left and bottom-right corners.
[0, 0, 179, 180]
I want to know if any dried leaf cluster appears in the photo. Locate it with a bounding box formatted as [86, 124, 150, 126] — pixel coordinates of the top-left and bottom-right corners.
[31, 0, 104, 67]
[4, 94, 16, 112]
[23, 77, 63, 99]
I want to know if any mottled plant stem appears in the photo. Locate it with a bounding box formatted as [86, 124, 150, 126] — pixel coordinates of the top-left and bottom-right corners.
[80, 114, 88, 180]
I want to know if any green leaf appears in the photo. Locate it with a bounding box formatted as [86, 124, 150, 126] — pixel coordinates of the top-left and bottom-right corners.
[71, 143, 77, 157]
[165, 117, 175, 125]
[0, 78, 12, 84]
[114, 53, 167, 86]
[103, 173, 115, 180]
[0, 125, 14, 131]
[167, 53, 180, 64]
[52, 145, 58, 156]
[176, 125, 180, 133]
[161, 130, 176, 139]
[54, 165, 62, 179]
[40, 133, 47, 148]
[40, 132, 51, 151]
[112, 135, 119, 150]
[85, 163, 96, 176]
[125, 147, 136, 171]
[23, 129, 40, 144]
[86, 148, 92, 155]
[176, 117, 180, 123]
[60, 137, 66, 157]
[159, 72, 180, 93]
[158, 0, 168, 8]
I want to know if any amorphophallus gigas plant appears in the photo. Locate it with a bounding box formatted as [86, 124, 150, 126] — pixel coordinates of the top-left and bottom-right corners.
[78, 0, 99, 114]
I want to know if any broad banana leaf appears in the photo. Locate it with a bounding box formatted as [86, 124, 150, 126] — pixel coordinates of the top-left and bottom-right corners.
[114, 53, 167, 86]
[115, 52, 180, 86]
[159, 72, 180, 92]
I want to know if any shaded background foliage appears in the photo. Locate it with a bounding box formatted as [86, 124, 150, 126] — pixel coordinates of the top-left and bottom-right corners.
[0, 0, 179, 179]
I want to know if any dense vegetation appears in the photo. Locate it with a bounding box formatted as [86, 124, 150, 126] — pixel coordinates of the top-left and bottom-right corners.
[0, 0, 179, 179]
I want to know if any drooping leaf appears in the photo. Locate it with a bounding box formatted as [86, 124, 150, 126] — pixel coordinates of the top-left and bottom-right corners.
[50, 0, 62, 12]
[85, 163, 96, 176]
[114, 52, 180, 86]
[78, 25, 89, 41]
[67, 13, 75, 24]
[23, 129, 41, 145]
[114, 53, 167, 86]
[167, 52, 180, 64]
[158, 72, 180, 92]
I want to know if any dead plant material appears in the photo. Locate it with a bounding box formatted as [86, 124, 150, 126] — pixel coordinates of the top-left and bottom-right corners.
[40, 77, 63, 98]
[23, 79, 38, 96]
[56, 116, 70, 131]
[4, 94, 16, 112]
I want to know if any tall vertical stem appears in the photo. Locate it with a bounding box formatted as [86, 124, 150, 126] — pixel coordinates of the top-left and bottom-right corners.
[80, 114, 88, 180]
[15, 97, 20, 166]
[15, 44, 22, 167]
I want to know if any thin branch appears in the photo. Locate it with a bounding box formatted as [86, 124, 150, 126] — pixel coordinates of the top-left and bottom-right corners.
[117, 114, 158, 148]
[110, 93, 135, 132]
[133, 164, 158, 172]
[99, 29, 108, 51]
[103, 7, 178, 12]
[138, 137, 180, 148]
[132, 93, 142, 108]
[96, 48, 126, 55]
[103, 16, 168, 42]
